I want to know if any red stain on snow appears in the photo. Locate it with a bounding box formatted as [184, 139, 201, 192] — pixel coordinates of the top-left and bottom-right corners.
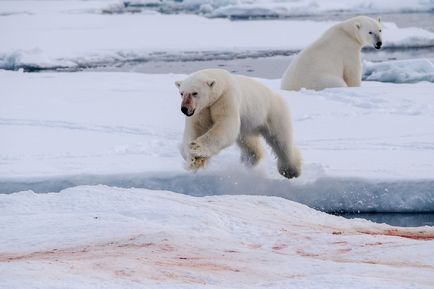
[0, 235, 246, 284]
[359, 229, 434, 240]
[337, 248, 352, 254]
[223, 250, 239, 253]
[332, 241, 348, 245]
[272, 243, 288, 251]
[383, 229, 434, 240]
[242, 242, 262, 249]
[363, 242, 385, 247]
[296, 249, 320, 257]
[156, 259, 241, 273]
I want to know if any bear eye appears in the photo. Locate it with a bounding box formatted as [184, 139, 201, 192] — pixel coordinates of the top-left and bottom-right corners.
[379, 29, 382, 32]
[180, 92, 184, 96]
[369, 31, 373, 34]
[192, 92, 198, 96]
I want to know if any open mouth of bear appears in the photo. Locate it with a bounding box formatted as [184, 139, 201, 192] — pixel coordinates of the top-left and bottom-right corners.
[184, 109, 195, 117]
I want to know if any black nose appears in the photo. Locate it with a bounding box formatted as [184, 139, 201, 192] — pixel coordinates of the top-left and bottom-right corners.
[181, 106, 188, 114]
[375, 41, 382, 49]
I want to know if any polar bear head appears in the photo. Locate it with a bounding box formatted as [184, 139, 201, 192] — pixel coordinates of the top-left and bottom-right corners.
[354, 16, 383, 49]
[175, 75, 216, 117]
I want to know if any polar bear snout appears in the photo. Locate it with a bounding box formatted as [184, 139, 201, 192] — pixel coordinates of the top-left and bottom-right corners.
[181, 95, 197, 116]
[375, 41, 382, 49]
[181, 106, 195, 116]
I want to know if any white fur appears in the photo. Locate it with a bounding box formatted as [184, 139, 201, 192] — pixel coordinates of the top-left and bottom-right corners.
[175, 69, 301, 179]
[281, 16, 383, 91]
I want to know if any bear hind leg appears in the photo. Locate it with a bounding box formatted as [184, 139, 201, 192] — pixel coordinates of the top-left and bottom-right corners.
[237, 134, 263, 167]
[262, 122, 301, 179]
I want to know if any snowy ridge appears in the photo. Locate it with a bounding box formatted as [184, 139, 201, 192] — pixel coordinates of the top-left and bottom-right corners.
[1, 185, 433, 289]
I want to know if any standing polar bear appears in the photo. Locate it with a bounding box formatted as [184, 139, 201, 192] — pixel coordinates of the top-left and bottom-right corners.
[281, 16, 383, 91]
[175, 69, 301, 179]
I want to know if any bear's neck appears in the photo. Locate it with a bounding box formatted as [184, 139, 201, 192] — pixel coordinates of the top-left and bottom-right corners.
[336, 23, 364, 50]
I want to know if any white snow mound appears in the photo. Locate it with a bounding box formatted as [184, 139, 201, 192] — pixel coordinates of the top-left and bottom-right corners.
[363, 58, 434, 83]
[0, 185, 433, 289]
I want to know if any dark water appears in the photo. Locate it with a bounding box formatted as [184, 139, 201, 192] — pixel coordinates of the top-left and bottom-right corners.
[339, 213, 434, 227]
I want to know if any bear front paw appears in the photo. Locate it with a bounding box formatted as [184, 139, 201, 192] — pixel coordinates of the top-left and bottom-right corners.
[187, 156, 209, 171]
[189, 141, 210, 157]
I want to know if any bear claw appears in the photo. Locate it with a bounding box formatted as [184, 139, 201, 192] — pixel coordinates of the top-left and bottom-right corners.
[187, 156, 209, 171]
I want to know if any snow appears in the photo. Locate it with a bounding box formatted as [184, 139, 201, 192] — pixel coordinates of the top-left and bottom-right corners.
[1, 185, 433, 289]
[210, 0, 434, 18]
[110, 0, 434, 18]
[2, 0, 433, 17]
[0, 1, 432, 287]
[1, 70, 433, 212]
[0, 0, 118, 15]
[0, 12, 433, 71]
[363, 58, 434, 83]
[0, 2, 433, 286]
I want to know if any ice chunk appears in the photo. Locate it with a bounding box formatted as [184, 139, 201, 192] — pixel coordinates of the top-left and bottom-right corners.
[363, 59, 434, 83]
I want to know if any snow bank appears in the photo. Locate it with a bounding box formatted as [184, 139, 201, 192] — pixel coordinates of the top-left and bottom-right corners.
[0, 13, 433, 71]
[1, 71, 433, 212]
[112, 0, 434, 18]
[363, 58, 434, 83]
[0, 185, 433, 289]
[0, 0, 118, 15]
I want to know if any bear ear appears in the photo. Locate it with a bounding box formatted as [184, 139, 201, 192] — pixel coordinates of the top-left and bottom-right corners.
[175, 80, 182, 88]
[206, 80, 216, 88]
[377, 16, 381, 23]
[355, 22, 361, 29]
